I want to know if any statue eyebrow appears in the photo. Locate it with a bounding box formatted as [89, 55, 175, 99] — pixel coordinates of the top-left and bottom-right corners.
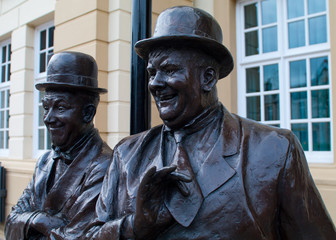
[160, 60, 180, 69]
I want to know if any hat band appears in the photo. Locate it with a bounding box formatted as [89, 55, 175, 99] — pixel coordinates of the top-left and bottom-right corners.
[153, 26, 212, 39]
[47, 74, 97, 88]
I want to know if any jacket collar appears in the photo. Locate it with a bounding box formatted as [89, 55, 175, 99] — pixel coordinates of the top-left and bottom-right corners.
[196, 105, 240, 198]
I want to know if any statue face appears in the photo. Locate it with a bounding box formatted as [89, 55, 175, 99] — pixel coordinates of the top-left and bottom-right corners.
[147, 49, 205, 129]
[42, 91, 86, 150]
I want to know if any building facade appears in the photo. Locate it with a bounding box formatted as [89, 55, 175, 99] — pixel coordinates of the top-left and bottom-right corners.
[0, 0, 335, 236]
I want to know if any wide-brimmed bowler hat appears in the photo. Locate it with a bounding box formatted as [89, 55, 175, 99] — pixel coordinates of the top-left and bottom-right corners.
[135, 6, 234, 79]
[35, 51, 107, 94]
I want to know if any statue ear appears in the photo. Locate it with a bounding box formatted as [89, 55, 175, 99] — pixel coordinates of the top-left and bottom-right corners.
[83, 104, 96, 123]
[201, 67, 218, 92]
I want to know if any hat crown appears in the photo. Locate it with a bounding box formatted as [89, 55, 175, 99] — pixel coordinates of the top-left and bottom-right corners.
[36, 51, 107, 93]
[153, 6, 223, 44]
[47, 51, 98, 87]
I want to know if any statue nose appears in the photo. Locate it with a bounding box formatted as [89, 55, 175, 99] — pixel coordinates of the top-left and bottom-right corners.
[149, 72, 166, 91]
[44, 108, 56, 124]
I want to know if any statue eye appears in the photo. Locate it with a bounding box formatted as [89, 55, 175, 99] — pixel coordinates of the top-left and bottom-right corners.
[148, 69, 156, 78]
[58, 106, 66, 111]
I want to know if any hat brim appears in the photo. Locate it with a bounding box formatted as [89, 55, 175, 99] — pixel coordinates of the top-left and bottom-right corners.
[135, 35, 234, 79]
[35, 82, 108, 94]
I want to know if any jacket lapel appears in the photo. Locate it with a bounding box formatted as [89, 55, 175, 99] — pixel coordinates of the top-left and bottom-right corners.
[43, 133, 102, 213]
[196, 107, 241, 198]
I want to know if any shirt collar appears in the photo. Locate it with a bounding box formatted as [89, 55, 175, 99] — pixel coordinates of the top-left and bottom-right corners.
[52, 128, 96, 164]
[164, 102, 222, 139]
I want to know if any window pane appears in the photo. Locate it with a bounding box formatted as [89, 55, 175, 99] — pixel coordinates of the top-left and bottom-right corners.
[287, 0, 304, 19]
[308, 0, 326, 14]
[7, 64, 10, 81]
[290, 60, 306, 88]
[5, 110, 9, 128]
[6, 89, 9, 107]
[0, 91, 4, 108]
[38, 129, 45, 150]
[2, 46, 6, 63]
[264, 64, 279, 91]
[1, 66, 5, 83]
[245, 31, 259, 56]
[0, 111, 4, 128]
[48, 26, 55, 47]
[309, 15, 327, 45]
[261, 0, 277, 25]
[8, 44, 11, 61]
[0, 131, 3, 149]
[246, 67, 260, 93]
[311, 56, 328, 86]
[244, 3, 258, 29]
[264, 94, 279, 120]
[288, 20, 305, 48]
[291, 123, 308, 151]
[291, 92, 307, 119]
[39, 52, 46, 73]
[262, 26, 278, 53]
[312, 122, 330, 151]
[5, 130, 8, 149]
[311, 89, 329, 118]
[246, 96, 260, 121]
[40, 30, 46, 50]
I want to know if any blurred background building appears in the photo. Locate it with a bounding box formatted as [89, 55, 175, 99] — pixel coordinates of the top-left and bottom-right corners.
[0, 0, 335, 236]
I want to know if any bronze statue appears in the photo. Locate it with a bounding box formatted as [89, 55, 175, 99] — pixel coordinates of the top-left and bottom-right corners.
[83, 6, 336, 239]
[5, 52, 113, 239]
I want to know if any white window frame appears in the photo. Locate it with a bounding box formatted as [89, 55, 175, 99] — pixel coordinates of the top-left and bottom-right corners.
[33, 21, 54, 158]
[0, 39, 11, 156]
[236, 0, 332, 163]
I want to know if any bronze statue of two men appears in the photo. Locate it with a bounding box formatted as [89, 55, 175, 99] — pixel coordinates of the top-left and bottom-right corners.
[5, 6, 336, 240]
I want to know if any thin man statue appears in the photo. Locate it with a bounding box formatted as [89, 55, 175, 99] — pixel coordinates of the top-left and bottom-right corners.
[5, 51, 113, 239]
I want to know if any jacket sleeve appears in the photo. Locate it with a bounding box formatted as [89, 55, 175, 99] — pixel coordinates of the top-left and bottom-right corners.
[278, 133, 336, 239]
[5, 152, 50, 240]
[82, 149, 133, 240]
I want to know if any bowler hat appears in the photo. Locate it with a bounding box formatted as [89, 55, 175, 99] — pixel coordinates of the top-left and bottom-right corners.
[135, 6, 234, 79]
[35, 51, 107, 94]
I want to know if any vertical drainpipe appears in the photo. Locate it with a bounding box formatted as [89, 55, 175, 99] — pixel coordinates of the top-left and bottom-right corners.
[130, 0, 152, 135]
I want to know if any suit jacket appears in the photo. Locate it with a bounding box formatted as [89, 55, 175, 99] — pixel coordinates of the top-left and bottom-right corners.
[5, 129, 113, 240]
[88, 106, 335, 239]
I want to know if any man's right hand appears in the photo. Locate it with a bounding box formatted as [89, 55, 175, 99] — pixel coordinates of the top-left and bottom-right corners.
[133, 165, 191, 239]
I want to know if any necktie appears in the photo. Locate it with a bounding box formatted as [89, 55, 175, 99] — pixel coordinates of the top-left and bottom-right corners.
[165, 132, 203, 227]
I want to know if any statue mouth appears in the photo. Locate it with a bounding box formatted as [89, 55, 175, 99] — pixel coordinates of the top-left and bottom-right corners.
[157, 93, 177, 103]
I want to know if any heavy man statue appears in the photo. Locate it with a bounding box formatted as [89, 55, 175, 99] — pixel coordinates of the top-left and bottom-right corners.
[5, 52, 113, 239]
[85, 6, 335, 239]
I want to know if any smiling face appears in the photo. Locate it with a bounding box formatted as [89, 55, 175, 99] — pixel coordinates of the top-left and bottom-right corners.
[147, 48, 210, 129]
[42, 90, 88, 151]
